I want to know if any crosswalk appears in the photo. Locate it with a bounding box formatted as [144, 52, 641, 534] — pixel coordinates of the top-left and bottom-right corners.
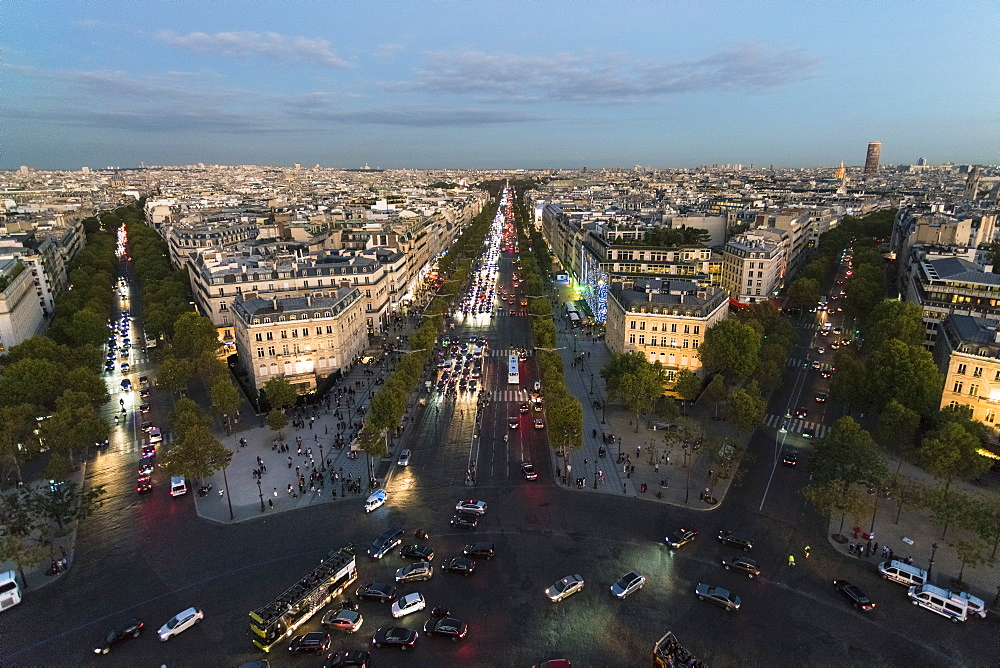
[786, 358, 834, 372]
[489, 389, 535, 402]
[489, 348, 531, 358]
[764, 413, 830, 438]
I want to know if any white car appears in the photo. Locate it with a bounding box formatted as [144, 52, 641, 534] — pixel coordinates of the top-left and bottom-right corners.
[397, 449, 411, 466]
[455, 500, 487, 516]
[545, 574, 585, 602]
[390, 592, 426, 618]
[158, 607, 203, 641]
[321, 608, 363, 633]
[148, 427, 162, 444]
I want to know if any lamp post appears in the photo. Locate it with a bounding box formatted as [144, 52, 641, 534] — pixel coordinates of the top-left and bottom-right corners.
[319, 441, 326, 472]
[683, 441, 692, 505]
[256, 478, 264, 513]
[221, 456, 234, 521]
[589, 372, 594, 395]
[928, 542, 939, 579]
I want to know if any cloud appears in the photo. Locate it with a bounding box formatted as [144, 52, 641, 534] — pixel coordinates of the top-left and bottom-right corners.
[282, 96, 542, 126]
[4, 104, 277, 134]
[388, 44, 821, 103]
[374, 43, 404, 60]
[156, 30, 349, 68]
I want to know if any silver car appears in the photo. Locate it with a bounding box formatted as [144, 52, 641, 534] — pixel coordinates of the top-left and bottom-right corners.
[545, 574, 585, 602]
[395, 561, 434, 583]
[695, 584, 741, 611]
[455, 500, 488, 516]
[321, 608, 363, 633]
[610, 570, 646, 599]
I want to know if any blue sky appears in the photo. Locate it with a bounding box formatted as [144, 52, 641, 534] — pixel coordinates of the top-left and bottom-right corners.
[4, 1, 997, 170]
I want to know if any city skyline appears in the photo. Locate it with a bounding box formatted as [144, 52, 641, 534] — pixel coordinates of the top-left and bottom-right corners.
[3, 1, 997, 170]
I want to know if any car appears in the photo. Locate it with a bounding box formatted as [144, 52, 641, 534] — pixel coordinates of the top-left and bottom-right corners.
[95, 438, 109, 449]
[441, 556, 476, 575]
[356, 582, 398, 603]
[509, 309, 516, 316]
[519, 402, 530, 413]
[666, 528, 699, 549]
[802, 428, 815, 439]
[508, 417, 519, 429]
[795, 406, 808, 418]
[815, 393, 827, 403]
[94, 619, 144, 654]
[137, 460, 154, 476]
[533, 418, 545, 429]
[811, 360, 822, 369]
[371, 626, 417, 650]
[142, 444, 156, 458]
[396, 449, 411, 466]
[455, 500, 487, 516]
[289, 632, 331, 654]
[422, 616, 468, 640]
[120, 379, 131, 390]
[105, 361, 116, 371]
[546, 574, 585, 602]
[148, 427, 162, 444]
[136, 476, 153, 494]
[390, 592, 426, 618]
[833, 579, 876, 611]
[157, 607, 203, 641]
[139, 389, 151, 399]
[463, 542, 495, 559]
[782, 450, 799, 467]
[400, 544, 435, 561]
[695, 584, 741, 611]
[717, 531, 753, 551]
[722, 556, 761, 578]
[141, 420, 153, 431]
[121, 362, 130, 373]
[816, 347, 826, 354]
[821, 368, 833, 378]
[521, 463, 538, 480]
[450, 514, 478, 530]
[324, 650, 371, 667]
[395, 561, 433, 583]
[322, 608, 364, 633]
[610, 570, 646, 599]
[368, 526, 405, 558]
[139, 404, 150, 413]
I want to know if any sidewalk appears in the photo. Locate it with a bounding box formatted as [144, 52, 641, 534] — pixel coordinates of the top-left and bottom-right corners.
[545, 284, 741, 510]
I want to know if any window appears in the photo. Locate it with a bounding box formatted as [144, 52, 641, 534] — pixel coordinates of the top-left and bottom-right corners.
[255, 333, 263, 342]
[282, 344, 289, 355]
[692, 341, 699, 349]
[671, 323, 677, 333]
[694, 326, 700, 335]
[683, 340, 689, 348]
[650, 336, 657, 347]
[630, 321, 636, 330]
[953, 381, 964, 393]
[266, 331, 273, 341]
[970, 384, 979, 397]
[628, 334, 635, 344]
[973, 366, 983, 378]
[639, 321, 645, 330]
[957, 363, 967, 375]
[316, 327, 322, 335]
[280, 330, 288, 339]
[291, 329, 298, 338]
[683, 325, 690, 334]
[986, 409, 996, 424]
[301, 328, 308, 336]
[219, 302, 228, 311]
[267, 345, 275, 356]
[638, 335, 645, 345]
[326, 325, 334, 334]
[256, 347, 264, 358]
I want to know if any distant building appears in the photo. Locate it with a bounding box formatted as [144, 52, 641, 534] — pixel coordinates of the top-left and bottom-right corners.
[917, 157, 927, 167]
[721, 232, 785, 304]
[864, 142, 882, 174]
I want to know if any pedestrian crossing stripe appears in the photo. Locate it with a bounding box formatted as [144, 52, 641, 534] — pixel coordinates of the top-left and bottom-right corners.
[489, 349, 532, 358]
[489, 389, 534, 401]
[764, 413, 830, 438]
[786, 358, 833, 371]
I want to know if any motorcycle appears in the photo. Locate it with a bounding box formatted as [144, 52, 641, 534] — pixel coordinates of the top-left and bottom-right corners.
[430, 606, 451, 618]
[414, 529, 429, 540]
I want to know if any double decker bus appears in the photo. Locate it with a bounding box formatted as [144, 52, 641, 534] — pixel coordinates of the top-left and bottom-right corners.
[508, 354, 520, 385]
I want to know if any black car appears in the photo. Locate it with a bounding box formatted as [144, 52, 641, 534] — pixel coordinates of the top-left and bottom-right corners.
[289, 632, 331, 654]
[782, 450, 799, 467]
[356, 581, 398, 603]
[450, 514, 478, 530]
[666, 528, 699, 549]
[137, 460, 154, 476]
[399, 544, 435, 561]
[717, 530, 753, 551]
[136, 477, 153, 494]
[372, 626, 417, 650]
[422, 616, 468, 640]
[721, 556, 761, 578]
[463, 542, 495, 559]
[833, 579, 876, 612]
[441, 556, 476, 575]
[94, 619, 144, 654]
[324, 650, 371, 667]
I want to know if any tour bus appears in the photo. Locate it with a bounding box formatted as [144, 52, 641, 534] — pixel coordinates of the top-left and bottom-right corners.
[907, 584, 987, 622]
[569, 312, 581, 327]
[508, 354, 520, 385]
[565, 301, 578, 315]
[0, 571, 22, 611]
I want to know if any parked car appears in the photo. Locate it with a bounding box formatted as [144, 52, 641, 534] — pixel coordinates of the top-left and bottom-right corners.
[450, 514, 478, 530]
[324, 650, 371, 666]
[94, 619, 144, 654]
[455, 500, 487, 516]
[546, 574, 585, 602]
[288, 632, 331, 654]
[157, 607, 203, 641]
[390, 592, 426, 618]
[356, 582, 398, 603]
[610, 570, 646, 599]
[833, 579, 876, 612]
[717, 531, 753, 551]
[721, 556, 761, 578]
[463, 542, 495, 559]
[694, 584, 741, 611]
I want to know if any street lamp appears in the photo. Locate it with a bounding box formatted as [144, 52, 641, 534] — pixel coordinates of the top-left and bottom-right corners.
[256, 478, 265, 513]
[928, 542, 939, 579]
[589, 372, 594, 395]
[221, 453, 234, 521]
[319, 441, 326, 472]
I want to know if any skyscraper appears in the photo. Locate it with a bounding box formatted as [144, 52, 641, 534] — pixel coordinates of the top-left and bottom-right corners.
[864, 142, 882, 173]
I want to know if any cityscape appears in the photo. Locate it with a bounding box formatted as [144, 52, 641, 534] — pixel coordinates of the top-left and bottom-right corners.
[1, 2, 999, 667]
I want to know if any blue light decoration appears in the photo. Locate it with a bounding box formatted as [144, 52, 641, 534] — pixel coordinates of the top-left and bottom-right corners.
[594, 272, 608, 323]
[578, 249, 608, 323]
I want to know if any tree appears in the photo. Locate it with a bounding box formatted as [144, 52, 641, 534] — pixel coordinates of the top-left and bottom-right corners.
[697, 319, 761, 380]
[0, 404, 42, 484]
[170, 397, 210, 441]
[828, 349, 867, 413]
[29, 480, 106, 532]
[728, 384, 766, 435]
[866, 301, 926, 350]
[210, 379, 242, 433]
[62, 367, 110, 408]
[965, 498, 1000, 560]
[705, 374, 727, 419]
[865, 338, 943, 414]
[919, 422, 991, 501]
[803, 480, 875, 538]
[949, 539, 990, 586]
[266, 409, 289, 440]
[808, 416, 887, 520]
[160, 425, 232, 482]
[156, 356, 193, 395]
[787, 277, 821, 311]
[601, 351, 650, 401]
[41, 391, 109, 464]
[673, 369, 702, 415]
[752, 356, 782, 392]
[0, 534, 46, 590]
[262, 377, 296, 412]
[875, 399, 920, 457]
[618, 363, 667, 432]
[0, 358, 63, 409]
[172, 312, 221, 362]
[548, 394, 583, 463]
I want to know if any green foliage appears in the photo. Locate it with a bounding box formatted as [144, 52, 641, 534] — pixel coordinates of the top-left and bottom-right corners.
[41, 390, 109, 463]
[728, 383, 766, 434]
[697, 319, 761, 380]
[547, 395, 583, 453]
[874, 400, 920, 456]
[808, 416, 887, 488]
[262, 377, 297, 411]
[673, 369, 702, 402]
[949, 538, 991, 583]
[919, 422, 991, 495]
[156, 356, 193, 394]
[160, 424, 232, 481]
[170, 398, 210, 441]
[266, 409, 289, 437]
[210, 379, 242, 420]
[864, 339, 943, 414]
[31, 480, 106, 531]
[828, 349, 868, 412]
[640, 226, 712, 248]
[0, 358, 64, 410]
[802, 480, 875, 536]
[0, 404, 43, 483]
[787, 277, 821, 309]
[172, 312, 220, 361]
[866, 301, 926, 350]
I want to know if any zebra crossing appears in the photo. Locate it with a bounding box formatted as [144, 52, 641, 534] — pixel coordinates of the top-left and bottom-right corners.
[786, 357, 834, 372]
[489, 389, 535, 402]
[488, 348, 531, 358]
[764, 413, 830, 438]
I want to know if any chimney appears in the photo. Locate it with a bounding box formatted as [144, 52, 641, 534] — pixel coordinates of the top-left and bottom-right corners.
[272, 298, 279, 310]
[306, 294, 312, 307]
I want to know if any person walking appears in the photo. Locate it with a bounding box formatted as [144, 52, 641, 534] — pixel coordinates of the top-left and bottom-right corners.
[804, 545, 811, 559]
[788, 554, 796, 567]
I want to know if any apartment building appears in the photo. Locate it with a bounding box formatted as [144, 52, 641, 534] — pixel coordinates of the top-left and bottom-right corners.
[0, 259, 45, 354]
[605, 279, 729, 380]
[231, 288, 367, 393]
[721, 232, 786, 304]
[934, 314, 1000, 429]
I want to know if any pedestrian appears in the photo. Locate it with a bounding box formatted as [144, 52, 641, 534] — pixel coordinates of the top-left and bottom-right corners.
[788, 555, 795, 567]
[584, 458, 588, 466]
[287, 456, 292, 468]
[873, 541, 879, 554]
[623, 483, 627, 493]
[804, 545, 811, 559]
[655, 463, 659, 473]
[297, 445, 302, 456]
[273, 487, 278, 497]
[636, 446, 641, 457]
[287, 484, 293, 495]
[268, 499, 274, 509]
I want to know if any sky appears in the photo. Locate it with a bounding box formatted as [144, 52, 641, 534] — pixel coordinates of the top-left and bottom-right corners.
[3, 1, 998, 170]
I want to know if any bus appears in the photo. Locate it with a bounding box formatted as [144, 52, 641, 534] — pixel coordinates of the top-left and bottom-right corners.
[565, 301, 578, 315]
[568, 312, 581, 327]
[508, 354, 520, 385]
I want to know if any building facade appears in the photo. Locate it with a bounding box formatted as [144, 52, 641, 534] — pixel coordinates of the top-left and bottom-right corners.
[865, 142, 882, 174]
[0, 259, 45, 354]
[721, 233, 785, 304]
[934, 314, 1000, 430]
[231, 289, 367, 393]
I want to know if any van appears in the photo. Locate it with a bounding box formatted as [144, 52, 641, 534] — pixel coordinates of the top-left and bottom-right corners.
[364, 489, 387, 513]
[170, 476, 187, 497]
[907, 584, 987, 622]
[878, 560, 928, 587]
[0, 571, 22, 611]
[367, 525, 404, 558]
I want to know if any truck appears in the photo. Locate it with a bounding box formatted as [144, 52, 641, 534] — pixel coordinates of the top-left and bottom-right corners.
[249, 546, 357, 652]
[654, 631, 706, 668]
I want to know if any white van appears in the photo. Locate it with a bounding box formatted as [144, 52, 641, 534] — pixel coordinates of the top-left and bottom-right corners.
[0, 571, 22, 611]
[364, 488, 387, 513]
[907, 584, 987, 622]
[878, 560, 928, 587]
[169, 476, 187, 497]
